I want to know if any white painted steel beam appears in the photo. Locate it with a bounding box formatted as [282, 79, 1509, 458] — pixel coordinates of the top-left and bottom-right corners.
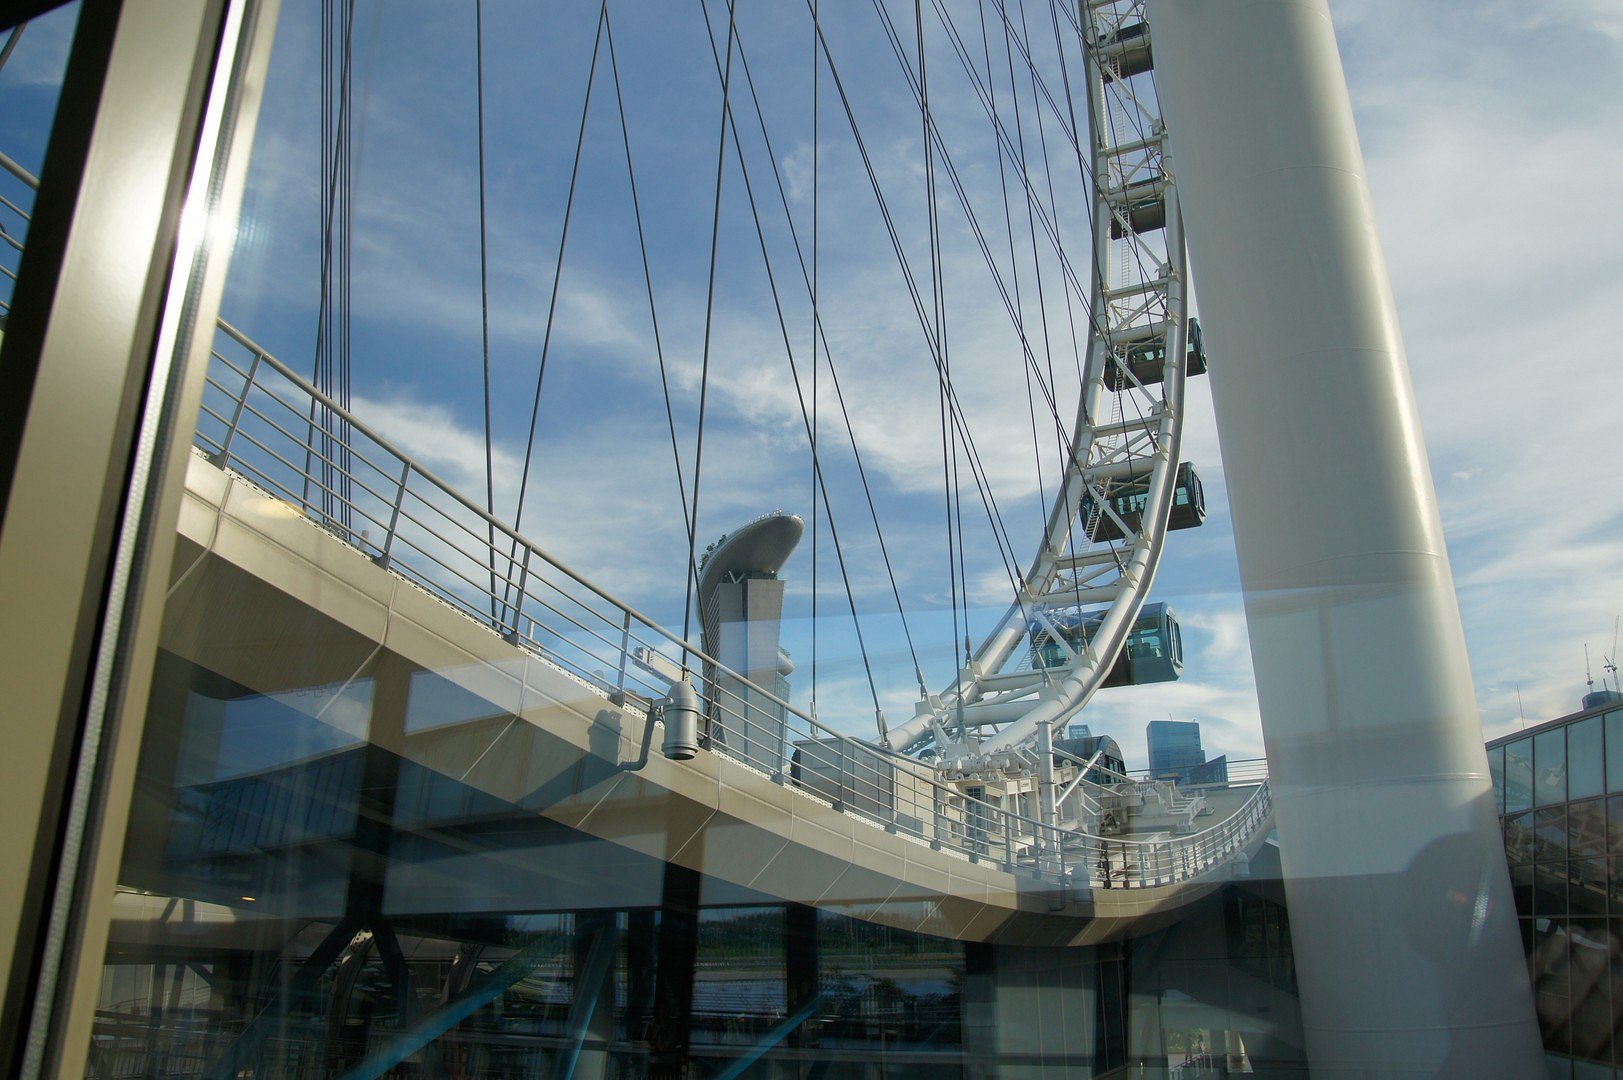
[1146, 0, 1541, 1073]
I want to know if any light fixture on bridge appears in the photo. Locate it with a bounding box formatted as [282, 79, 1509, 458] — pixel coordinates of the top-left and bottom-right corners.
[659, 680, 701, 762]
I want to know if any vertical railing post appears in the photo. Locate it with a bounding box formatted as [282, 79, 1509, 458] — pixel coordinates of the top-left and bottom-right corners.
[214, 347, 263, 465]
[1003, 815, 1014, 871]
[507, 546, 532, 642]
[615, 611, 633, 697]
[375, 459, 411, 569]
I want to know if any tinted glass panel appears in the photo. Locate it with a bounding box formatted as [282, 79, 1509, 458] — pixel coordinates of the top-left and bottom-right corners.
[21, 1, 1600, 1074]
[1610, 711, 1623, 792]
[1536, 728, 1568, 807]
[1571, 799, 1608, 861]
[1570, 717, 1605, 800]
[1609, 796, 1623, 859]
[1505, 812, 1534, 866]
[1569, 919, 1613, 1062]
[1537, 865, 1569, 917]
[1506, 864, 1532, 915]
[1570, 860, 1608, 918]
[1489, 744, 1506, 815]
[1538, 806, 1569, 863]
[1506, 738, 1535, 813]
[1531, 919, 1572, 1055]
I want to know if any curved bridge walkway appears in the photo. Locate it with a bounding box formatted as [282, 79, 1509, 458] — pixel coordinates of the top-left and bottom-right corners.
[168, 319, 1271, 945]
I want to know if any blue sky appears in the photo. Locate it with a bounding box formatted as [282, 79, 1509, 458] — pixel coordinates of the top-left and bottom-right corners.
[3, 1, 1619, 769]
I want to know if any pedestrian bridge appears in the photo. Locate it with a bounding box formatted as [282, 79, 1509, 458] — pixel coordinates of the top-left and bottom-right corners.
[132, 322, 1275, 949]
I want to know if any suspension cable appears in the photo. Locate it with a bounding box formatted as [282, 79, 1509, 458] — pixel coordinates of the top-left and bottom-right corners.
[726, 22, 928, 692]
[306, 0, 357, 528]
[474, 0, 499, 621]
[680, 0, 737, 669]
[913, 0, 964, 712]
[507, 2, 607, 583]
[602, 5, 699, 608]
[696, 1, 888, 727]
[0, 23, 26, 78]
[810, 0, 820, 712]
[976, 0, 1049, 544]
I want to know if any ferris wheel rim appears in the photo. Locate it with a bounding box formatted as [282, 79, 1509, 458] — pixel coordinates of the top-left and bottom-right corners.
[894, 0, 1193, 768]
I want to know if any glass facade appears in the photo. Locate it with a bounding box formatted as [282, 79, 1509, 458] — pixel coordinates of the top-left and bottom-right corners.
[1491, 706, 1623, 1076]
[3, 1, 1604, 1076]
[1, 5, 1312, 1074]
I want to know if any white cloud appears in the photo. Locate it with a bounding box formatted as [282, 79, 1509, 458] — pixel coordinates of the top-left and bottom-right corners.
[1332, 0, 1623, 737]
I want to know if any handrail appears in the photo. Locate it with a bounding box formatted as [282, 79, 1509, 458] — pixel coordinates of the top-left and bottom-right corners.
[0, 147, 39, 190]
[200, 325, 1064, 857]
[210, 321, 936, 781]
[193, 319, 1274, 889]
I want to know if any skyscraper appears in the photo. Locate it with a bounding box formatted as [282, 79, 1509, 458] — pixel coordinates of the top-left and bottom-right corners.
[1147, 719, 1206, 777]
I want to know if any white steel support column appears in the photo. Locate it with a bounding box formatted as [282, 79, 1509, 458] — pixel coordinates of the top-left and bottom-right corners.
[1145, 2, 1540, 1075]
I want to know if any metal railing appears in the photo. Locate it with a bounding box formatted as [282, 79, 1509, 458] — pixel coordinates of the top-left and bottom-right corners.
[0, 152, 1272, 891]
[192, 321, 1271, 890]
[1094, 776, 1273, 889]
[0, 147, 38, 318]
[1128, 756, 1270, 787]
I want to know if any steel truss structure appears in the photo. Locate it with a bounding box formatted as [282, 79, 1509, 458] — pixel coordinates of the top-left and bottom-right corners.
[890, 1, 1191, 783]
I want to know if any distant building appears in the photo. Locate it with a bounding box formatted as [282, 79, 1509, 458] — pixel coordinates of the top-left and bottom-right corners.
[1067, 722, 1093, 742]
[1487, 693, 1623, 1072]
[1184, 754, 1230, 787]
[1148, 719, 1204, 774]
[1147, 719, 1226, 785]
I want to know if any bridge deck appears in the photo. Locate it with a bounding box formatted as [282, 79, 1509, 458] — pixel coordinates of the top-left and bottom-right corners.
[140, 451, 1274, 947]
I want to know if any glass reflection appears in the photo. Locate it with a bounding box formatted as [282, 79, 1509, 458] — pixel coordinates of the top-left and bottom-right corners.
[1507, 738, 1535, 814]
[1537, 729, 1569, 808]
[108, 634, 1310, 1075]
[1570, 717, 1605, 801]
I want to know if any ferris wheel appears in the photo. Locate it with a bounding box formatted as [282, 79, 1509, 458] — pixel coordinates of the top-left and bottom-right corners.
[90, 0, 1210, 789]
[887, 1, 1201, 774]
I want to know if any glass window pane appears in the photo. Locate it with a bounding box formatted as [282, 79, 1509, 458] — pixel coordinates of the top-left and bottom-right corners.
[1506, 864, 1532, 915]
[1609, 797, 1623, 859]
[1570, 860, 1607, 917]
[1505, 812, 1534, 866]
[1535, 728, 1567, 807]
[1570, 798, 1607, 861]
[1531, 919, 1572, 1055]
[1511, 863, 1535, 914]
[1506, 738, 1534, 813]
[1537, 807, 1568, 863]
[1610, 710, 1623, 792]
[1568, 919, 1613, 1062]
[19, 1, 1602, 1070]
[1569, 717, 1604, 800]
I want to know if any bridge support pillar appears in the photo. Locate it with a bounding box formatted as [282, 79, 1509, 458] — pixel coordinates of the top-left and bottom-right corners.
[1145, 1, 1541, 1074]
